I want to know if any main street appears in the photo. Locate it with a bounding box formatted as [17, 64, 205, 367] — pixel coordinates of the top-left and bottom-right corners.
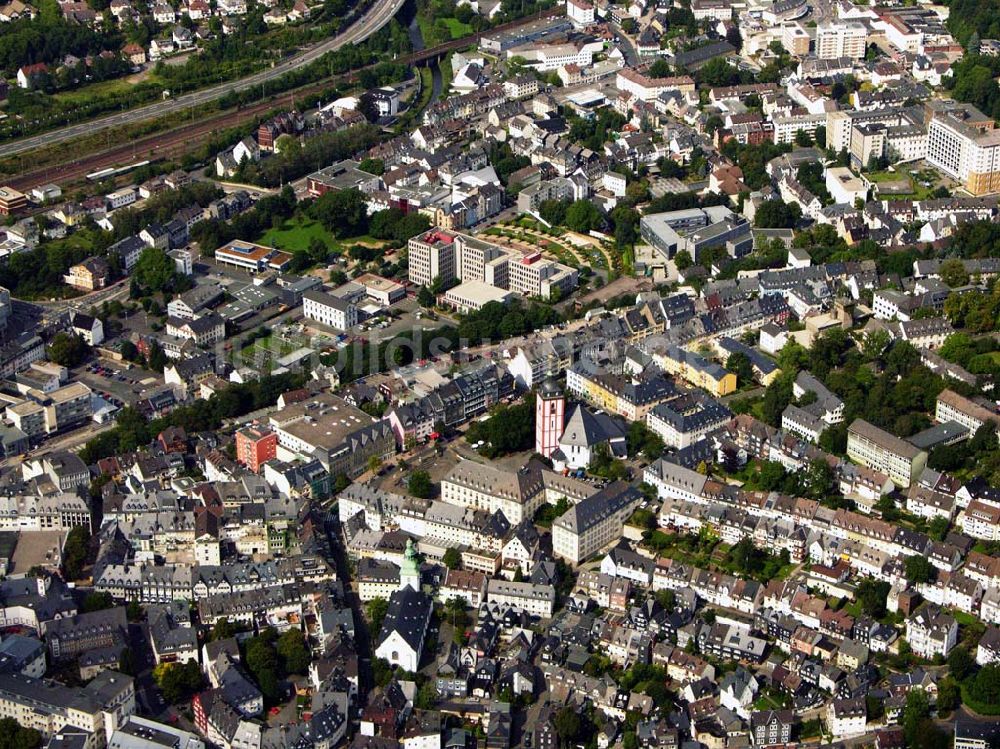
[0, 0, 406, 160]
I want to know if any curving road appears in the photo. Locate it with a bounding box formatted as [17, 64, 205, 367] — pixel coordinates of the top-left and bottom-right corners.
[0, 0, 406, 160]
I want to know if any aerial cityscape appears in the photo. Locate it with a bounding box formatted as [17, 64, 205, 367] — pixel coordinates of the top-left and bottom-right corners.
[1, 0, 1000, 747]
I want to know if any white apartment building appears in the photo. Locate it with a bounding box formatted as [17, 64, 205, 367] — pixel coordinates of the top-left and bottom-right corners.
[927, 111, 1000, 197]
[486, 579, 555, 618]
[772, 113, 828, 144]
[408, 229, 577, 301]
[302, 289, 358, 331]
[815, 21, 867, 59]
[509, 42, 592, 72]
[826, 699, 866, 739]
[615, 69, 695, 102]
[106, 188, 138, 210]
[963, 500, 1000, 541]
[566, 0, 594, 25]
[906, 606, 957, 658]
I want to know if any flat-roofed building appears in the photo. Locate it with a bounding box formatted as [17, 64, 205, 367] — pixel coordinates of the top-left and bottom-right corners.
[0, 187, 27, 216]
[306, 160, 381, 197]
[639, 206, 752, 262]
[352, 273, 406, 305]
[268, 392, 394, 478]
[44, 382, 93, 433]
[215, 241, 293, 274]
[927, 106, 1000, 196]
[442, 281, 514, 313]
[847, 418, 927, 487]
[408, 230, 458, 288]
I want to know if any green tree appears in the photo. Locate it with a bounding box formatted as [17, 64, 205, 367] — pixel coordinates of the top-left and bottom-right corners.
[648, 58, 672, 77]
[46, 332, 89, 367]
[414, 682, 437, 710]
[245, 629, 282, 703]
[761, 376, 793, 427]
[133, 247, 178, 293]
[928, 515, 950, 541]
[564, 200, 602, 233]
[62, 525, 90, 580]
[754, 200, 801, 228]
[971, 664, 1000, 706]
[554, 706, 581, 748]
[861, 328, 891, 362]
[726, 352, 754, 387]
[856, 579, 890, 618]
[442, 547, 462, 570]
[948, 646, 974, 680]
[938, 678, 961, 712]
[147, 342, 168, 373]
[153, 661, 204, 704]
[367, 597, 389, 633]
[417, 285, 435, 307]
[0, 719, 40, 749]
[372, 657, 393, 687]
[82, 592, 114, 612]
[674, 249, 693, 271]
[358, 158, 385, 175]
[211, 617, 236, 641]
[408, 470, 433, 498]
[939, 258, 970, 288]
[310, 188, 369, 238]
[904, 555, 935, 584]
[276, 628, 310, 675]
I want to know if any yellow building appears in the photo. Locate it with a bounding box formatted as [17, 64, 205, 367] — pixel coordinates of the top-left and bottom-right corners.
[655, 345, 737, 397]
[566, 366, 677, 421]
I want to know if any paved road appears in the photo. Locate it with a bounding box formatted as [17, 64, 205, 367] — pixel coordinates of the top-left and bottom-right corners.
[0, 0, 406, 159]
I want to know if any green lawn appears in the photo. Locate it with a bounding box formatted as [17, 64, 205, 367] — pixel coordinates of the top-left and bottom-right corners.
[53, 76, 158, 106]
[418, 15, 472, 45]
[441, 17, 473, 37]
[260, 217, 336, 254]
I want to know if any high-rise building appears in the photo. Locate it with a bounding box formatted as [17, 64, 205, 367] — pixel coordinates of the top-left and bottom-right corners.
[535, 379, 565, 458]
[815, 21, 867, 59]
[927, 108, 1000, 196]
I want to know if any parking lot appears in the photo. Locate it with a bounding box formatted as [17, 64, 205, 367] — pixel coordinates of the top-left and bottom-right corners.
[76, 359, 164, 407]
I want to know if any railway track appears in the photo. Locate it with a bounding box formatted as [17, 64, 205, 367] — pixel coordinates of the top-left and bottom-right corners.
[4, 7, 565, 190]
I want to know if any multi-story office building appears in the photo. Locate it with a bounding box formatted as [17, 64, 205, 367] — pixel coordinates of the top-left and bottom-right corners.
[927, 107, 1000, 196]
[408, 230, 458, 288]
[846, 418, 927, 487]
